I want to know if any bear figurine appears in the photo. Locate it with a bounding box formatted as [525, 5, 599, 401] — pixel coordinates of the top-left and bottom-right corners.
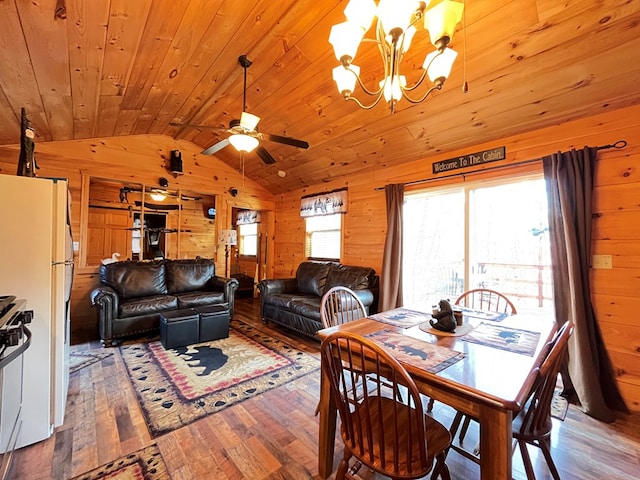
[429, 299, 457, 333]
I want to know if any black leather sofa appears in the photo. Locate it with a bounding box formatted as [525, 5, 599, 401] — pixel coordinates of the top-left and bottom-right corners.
[258, 261, 379, 338]
[91, 258, 238, 346]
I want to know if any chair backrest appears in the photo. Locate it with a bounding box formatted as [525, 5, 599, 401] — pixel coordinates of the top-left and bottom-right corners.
[320, 331, 433, 478]
[455, 288, 518, 314]
[320, 286, 367, 328]
[516, 321, 574, 437]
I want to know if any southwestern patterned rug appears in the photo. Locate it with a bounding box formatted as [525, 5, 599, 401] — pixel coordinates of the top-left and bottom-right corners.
[119, 320, 320, 437]
[69, 350, 114, 374]
[70, 444, 169, 480]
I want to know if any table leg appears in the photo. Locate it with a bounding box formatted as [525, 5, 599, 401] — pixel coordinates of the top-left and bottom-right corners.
[318, 360, 337, 478]
[478, 406, 513, 480]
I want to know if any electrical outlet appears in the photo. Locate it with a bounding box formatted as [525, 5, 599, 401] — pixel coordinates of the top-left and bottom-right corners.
[592, 254, 612, 269]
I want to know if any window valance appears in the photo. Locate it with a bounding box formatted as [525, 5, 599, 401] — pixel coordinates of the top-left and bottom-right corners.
[300, 188, 347, 218]
[236, 210, 261, 225]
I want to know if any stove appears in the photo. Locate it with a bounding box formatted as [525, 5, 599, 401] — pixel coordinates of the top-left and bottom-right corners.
[0, 295, 32, 480]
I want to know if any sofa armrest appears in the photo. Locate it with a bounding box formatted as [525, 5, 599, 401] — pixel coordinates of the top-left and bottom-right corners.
[258, 278, 298, 296]
[90, 286, 119, 346]
[208, 276, 240, 317]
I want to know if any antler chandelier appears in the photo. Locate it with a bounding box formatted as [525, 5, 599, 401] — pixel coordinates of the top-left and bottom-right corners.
[329, 0, 464, 113]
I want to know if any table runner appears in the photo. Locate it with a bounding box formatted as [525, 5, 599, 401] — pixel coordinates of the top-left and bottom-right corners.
[461, 322, 541, 356]
[368, 307, 432, 328]
[365, 328, 465, 373]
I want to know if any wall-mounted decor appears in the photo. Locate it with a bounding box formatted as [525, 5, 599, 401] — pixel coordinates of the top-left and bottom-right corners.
[432, 146, 506, 174]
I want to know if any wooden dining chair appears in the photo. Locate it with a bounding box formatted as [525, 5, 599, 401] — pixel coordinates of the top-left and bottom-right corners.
[429, 288, 518, 423]
[320, 286, 368, 328]
[454, 287, 518, 314]
[449, 321, 574, 480]
[320, 331, 452, 480]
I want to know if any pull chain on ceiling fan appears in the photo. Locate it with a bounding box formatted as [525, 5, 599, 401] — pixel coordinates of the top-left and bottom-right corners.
[172, 55, 309, 165]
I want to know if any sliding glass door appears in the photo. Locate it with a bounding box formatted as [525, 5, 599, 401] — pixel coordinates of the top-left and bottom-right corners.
[403, 175, 553, 316]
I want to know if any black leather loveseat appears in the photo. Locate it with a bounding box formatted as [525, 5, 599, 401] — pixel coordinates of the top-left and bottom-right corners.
[258, 261, 379, 338]
[91, 258, 238, 346]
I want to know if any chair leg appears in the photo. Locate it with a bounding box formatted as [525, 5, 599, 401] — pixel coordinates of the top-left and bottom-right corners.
[459, 416, 472, 443]
[538, 438, 561, 480]
[517, 439, 537, 480]
[430, 452, 451, 480]
[427, 396, 435, 412]
[336, 448, 352, 480]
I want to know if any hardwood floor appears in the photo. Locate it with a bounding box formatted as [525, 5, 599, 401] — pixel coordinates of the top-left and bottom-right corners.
[12, 298, 640, 479]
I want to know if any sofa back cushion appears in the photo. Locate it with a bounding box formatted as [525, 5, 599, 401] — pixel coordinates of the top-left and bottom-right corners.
[100, 261, 167, 299]
[324, 264, 376, 293]
[166, 258, 215, 294]
[296, 261, 333, 297]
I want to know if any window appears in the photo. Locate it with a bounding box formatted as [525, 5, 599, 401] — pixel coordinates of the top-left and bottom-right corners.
[403, 175, 553, 316]
[305, 214, 341, 260]
[238, 223, 257, 256]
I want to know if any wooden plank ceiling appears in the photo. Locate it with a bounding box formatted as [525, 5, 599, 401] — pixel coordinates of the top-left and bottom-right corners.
[1, 0, 639, 194]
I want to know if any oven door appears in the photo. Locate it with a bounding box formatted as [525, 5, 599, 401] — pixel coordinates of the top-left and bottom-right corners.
[0, 322, 32, 479]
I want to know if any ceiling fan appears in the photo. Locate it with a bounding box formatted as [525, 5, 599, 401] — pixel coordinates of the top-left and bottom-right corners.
[171, 55, 309, 165]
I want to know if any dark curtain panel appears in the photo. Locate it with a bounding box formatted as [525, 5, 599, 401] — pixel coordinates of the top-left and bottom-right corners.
[543, 146, 627, 423]
[380, 184, 404, 311]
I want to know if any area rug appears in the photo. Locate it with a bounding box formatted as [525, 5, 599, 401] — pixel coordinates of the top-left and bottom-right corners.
[461, 322, 541, 356]
[119, 320, 320, 437]
[70, 444, 169, 480]
[69, 351, 113, 374]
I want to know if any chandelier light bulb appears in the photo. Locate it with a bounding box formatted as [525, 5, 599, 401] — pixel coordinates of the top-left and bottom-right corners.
[380, 75, 406, 103]
[424, 47, 458, 84]
[344, 0, 377, 32]
[329, 21, 364, 65]
[333, 64, 360, 97]
[424, 0, 464, 48]
[377, 0, 416, 41]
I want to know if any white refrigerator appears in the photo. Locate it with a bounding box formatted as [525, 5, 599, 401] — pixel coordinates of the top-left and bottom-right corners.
[0, 174, 72, 448]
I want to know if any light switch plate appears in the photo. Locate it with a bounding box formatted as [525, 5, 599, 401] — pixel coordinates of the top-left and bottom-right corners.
[592, 254, 612, 269]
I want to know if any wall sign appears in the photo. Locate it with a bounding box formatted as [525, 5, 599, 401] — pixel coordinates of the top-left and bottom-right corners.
[432, 146, 506, 174]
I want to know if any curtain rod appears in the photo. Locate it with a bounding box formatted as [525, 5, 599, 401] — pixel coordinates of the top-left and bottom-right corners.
[374, 140, 627, 191]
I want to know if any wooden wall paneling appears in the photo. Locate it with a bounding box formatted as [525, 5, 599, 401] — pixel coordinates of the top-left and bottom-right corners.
[15, 0, 73, 141]
[0, 134, 274, 343]
[0, 1, 50, 140]
[65, 0, 110, 139]
[271, 105, 640, 411]
[133, 0, 225, 134]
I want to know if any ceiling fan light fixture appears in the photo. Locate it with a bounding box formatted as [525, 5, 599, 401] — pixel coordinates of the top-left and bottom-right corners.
[229, 133, 259, 152]
[149, 192, 166, 202]
[240, 111, 260, 131]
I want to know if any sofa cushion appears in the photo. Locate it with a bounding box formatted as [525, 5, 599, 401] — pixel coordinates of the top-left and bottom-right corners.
[119, 294, 178, 318]
[289, 297, 322, 321]
[101, 261, 167, 299]
[296, 261, 333, 297]
[324, 264, 376, 293]
[166, 258, 215, 294]
[175, 291, 225, 308]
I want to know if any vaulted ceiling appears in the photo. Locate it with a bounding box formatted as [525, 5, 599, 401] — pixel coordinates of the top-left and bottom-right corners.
[1, 0, 639, 194]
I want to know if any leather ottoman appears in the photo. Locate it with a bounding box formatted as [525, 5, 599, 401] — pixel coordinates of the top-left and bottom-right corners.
[195, 304, 230, 342]
[160, 308, 199, 348]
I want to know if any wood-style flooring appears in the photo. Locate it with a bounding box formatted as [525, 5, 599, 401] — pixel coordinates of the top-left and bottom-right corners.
[11, 298, 640, 479]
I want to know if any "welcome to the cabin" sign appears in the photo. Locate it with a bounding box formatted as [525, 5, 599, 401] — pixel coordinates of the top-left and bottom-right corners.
[432, 146, 506, 174]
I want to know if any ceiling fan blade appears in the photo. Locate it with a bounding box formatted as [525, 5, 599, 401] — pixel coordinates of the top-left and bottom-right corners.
[240, 112, 260, 131]
[201, 138, 230, 155]
[264, 133, 309, 149]
[256, 145, 276, 165]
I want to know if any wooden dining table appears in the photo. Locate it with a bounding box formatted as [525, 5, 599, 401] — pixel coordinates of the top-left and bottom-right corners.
[316, 308, 556, 480]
